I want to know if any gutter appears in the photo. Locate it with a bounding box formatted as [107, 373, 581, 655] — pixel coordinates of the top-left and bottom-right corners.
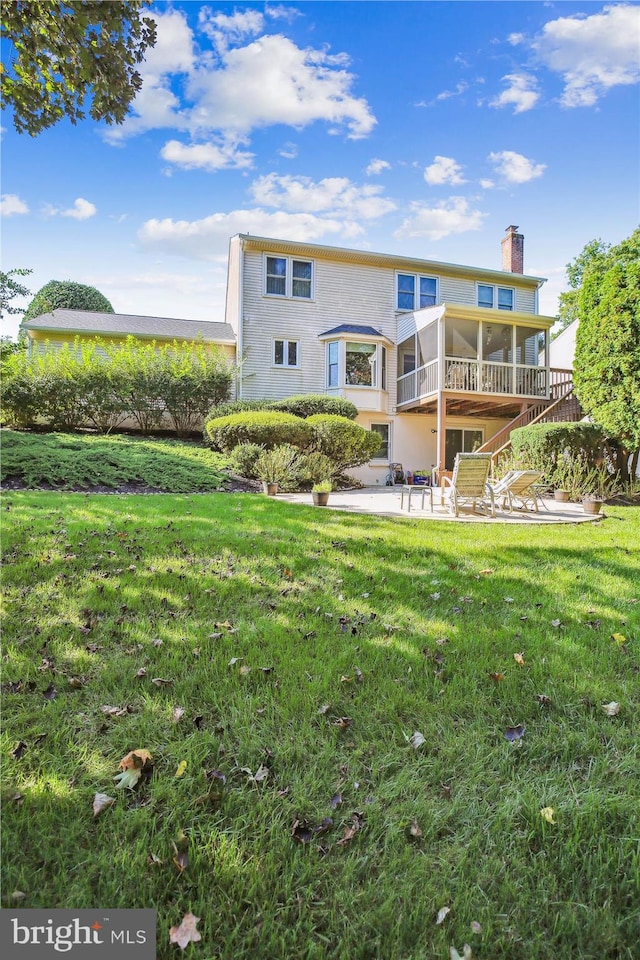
[238, 236, 245, 399]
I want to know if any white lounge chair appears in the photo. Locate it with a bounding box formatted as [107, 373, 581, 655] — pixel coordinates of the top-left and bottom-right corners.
[490, 470, 543, 513]
[441, 453, 495, 518]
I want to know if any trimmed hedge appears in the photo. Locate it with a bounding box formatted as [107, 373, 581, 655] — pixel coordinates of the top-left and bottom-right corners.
[204, 410, 314, 453]
[204, 393, 359, 425]
[306, 414, 381, 472]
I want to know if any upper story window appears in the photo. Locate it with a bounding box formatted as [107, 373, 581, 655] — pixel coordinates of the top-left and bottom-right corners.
[273, 338, 299, 368]
[397, 273, 438, 311]
[477, 283, 514, 311]
[265, 255, 313, 299]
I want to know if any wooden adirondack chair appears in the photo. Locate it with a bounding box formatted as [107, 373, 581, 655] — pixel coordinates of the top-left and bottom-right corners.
[441, 453, 495, 518]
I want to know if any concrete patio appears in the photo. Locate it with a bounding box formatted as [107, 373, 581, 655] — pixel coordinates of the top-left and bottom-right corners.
[276, 486, 600, 524]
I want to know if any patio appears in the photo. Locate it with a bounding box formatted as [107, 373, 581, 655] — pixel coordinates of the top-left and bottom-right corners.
[276, 486, 600, 524]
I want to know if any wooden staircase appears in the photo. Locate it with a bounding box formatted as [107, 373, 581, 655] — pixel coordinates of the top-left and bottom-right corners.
[476, 369, 581, 463]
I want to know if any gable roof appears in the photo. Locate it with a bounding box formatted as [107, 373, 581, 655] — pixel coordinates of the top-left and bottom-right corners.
[23, 309, 236, 344]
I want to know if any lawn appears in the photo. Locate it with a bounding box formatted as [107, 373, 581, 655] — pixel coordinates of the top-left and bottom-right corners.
[1, 488, 639, 959]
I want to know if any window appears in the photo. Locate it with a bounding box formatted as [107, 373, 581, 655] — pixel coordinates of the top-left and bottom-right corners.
[445, 428, 483, 471]
[345, 342, 376, 386]
[397, 273, 438, 311]
[265, 255, 313, 299]
[327, 341, 339, 387]
[477, 284, 514, 310]
[273, 339, 299, 367]
[370, 423, 390, 460]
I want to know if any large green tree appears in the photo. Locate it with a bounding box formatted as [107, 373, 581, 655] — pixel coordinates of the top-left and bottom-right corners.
[553, 238, 610, 338]
[573, 227, 640, 476]
[1, 1, 156, 136]
[23, 279, 115, 321]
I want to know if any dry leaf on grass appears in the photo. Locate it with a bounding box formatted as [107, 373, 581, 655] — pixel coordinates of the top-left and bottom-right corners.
[504, 725, 525, 742]
[114, 749, 152, 790]
[175, 761, 188, 778]
[436, 905, 451, 924]
[450, 946, 473, 960]
[513, 652, 525, 666]
[408, 731, 426, 750]
[540, 807, 556, 824]
[601, 702, 620, 716]
[169, 912, 201, 950]
[93, 793, 115, 818]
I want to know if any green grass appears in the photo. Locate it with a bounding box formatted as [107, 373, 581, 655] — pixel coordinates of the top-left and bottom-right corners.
[0, 430, 231, 491]
[2, 491, 639, 959]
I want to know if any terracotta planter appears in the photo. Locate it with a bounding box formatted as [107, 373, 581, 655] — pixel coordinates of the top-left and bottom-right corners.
[554, 489, 569, 503]
[583, 498, 603, 515]
[262, 481, 279, 496]
[312, 491, 330, 506]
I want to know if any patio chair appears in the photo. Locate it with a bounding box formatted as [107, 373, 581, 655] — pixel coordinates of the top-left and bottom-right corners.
[441, 453, 495, 518]
[490, 469, 543, 513]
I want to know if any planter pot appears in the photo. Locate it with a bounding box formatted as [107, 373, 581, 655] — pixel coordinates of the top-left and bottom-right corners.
[262, 481, 279, 496]
[554, 490, 570, 503]
[312, 491, 330, 506]
[583, 498, 603, 515]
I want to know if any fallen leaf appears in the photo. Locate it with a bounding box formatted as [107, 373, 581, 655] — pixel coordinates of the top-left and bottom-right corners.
[489, 672, 505, 682]
[253, 764, 269, 783]
[408, 731, 426, 750]
[67, 676, 84, 689]
[172, 706, 186, 722]
[440, 782, 452, 799]
[409, 817, 422, 838]
[336, 813, 363, 846]
[330, 793, 343, 809]
[318, 704, 331, 715]
[503, 597, 514, 603]
[513, 652, 525, 666]
[169, 912, 201, 950]
[333, 716, 353, 729]
[504, 725, 526, 741]
[540, 806, 556, 824]
[470, 921, 482, 934]
[11, 891, 27, 902]
[450, 947, 472, 960]
[114, 749, 153, 789]
[550, 619, 562, 628]
[536, 694, 552, 707]
[171, 842, 189, 873]
[611, 633, 627, 646]
[291, 818, 314, 844]
[436, 905, 451, 925]
[479, 568, 494, 575]
[151, 677, 172, 686]
[355, 667, 364, 683]
[601, 701, 620, 716]
[239, 664, 252, 676]
[11, 741, 27, 760]
[93, 793, 116, 818]
[147, 853, 162, 866]
[175, 760, 188, 778]
[43, 682, 57, 700]
[228, 657, 243, 666]
[135, 667, 147, 678]
[151, 638, 163, 647]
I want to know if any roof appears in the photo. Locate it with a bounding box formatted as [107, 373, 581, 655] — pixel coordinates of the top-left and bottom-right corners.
[236, 234, 546, 288]
[23, 309, 236, 343]
[319, 323, 384, 338]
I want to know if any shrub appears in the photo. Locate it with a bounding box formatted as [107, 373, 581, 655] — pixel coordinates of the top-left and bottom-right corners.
[295, 451, 336, 486]
[155, 341, 234, 437]
[203, 398, 267, 424]
[230, 442, 265, 479]
[204, 411, 313, 453]
[254, 444, 301, 486]
[306, 414, 381, 473]
[0, 348, 41, 427]
[511, 422, 607, 478]
[23, 279, 114, 321]
[271, 394, 358, 420]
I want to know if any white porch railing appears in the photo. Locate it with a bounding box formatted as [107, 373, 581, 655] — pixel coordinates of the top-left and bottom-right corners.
[398, 357, 549, 405]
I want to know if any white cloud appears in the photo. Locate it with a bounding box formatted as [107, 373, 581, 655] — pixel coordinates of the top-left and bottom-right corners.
[365, 158, 391, 176]
[161, 139, 254, 171]
[488, 150, 546, 184]
[436, 80, 469, 101]
[479, 178, 495, 190]
[250, 173, 396, 219]
[533, 4, 640, 107]
[107, 11, 375, 145]
[188, 35, 375, 139]
[508, 32, 525, 46]
[62, 198, 97, 220]
[0, 193, 29, 216]
[198, 7, 264, 51]
[489, 73, 540, 113]
[424, 156, 466, 186]
[279, 142, 298, 159]
[393, 197, 486, 241]
[138, 209, 364, 261]
[265, 5, 302, 23]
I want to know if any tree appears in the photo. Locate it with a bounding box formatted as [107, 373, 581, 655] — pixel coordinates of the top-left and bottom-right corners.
[553, 238, 610, 339]
[0, 267, 32, 318]
[573, 227, 640, 478]
[23, 279, 115, 321]
[1, 1, 156, 136]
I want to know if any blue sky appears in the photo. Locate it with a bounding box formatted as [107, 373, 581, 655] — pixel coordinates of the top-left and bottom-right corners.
[2, 1, 639, 339]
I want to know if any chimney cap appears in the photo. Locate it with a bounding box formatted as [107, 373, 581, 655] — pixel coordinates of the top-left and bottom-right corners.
[505, 224, 520, 234]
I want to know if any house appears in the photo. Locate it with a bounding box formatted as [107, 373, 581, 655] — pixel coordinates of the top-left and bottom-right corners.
[22, 309, 236, 359]
[224, 226, 575, 483]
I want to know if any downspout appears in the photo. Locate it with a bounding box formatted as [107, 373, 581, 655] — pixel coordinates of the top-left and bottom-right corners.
[237, 237, 245, 399]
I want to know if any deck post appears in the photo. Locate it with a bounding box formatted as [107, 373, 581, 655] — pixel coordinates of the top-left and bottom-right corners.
[437, 392, 446, 476]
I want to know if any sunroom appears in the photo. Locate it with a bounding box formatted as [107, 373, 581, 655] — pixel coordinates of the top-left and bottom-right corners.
[396, 303, 553, 413]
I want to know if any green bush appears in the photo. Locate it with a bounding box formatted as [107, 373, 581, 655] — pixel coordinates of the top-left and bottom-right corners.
[511, 422, 607, 476]
[295, 451, 336, 485]
[271, 394, 358, 420]
[204, 411, 313, 453]
[0, 348, 41, 427]
[254, 444, 301, 486]
[23, 279, 114, 321]
[230, 442, 265, 479]
[203, 398, 267, 424]
[306, 414, 381, 473]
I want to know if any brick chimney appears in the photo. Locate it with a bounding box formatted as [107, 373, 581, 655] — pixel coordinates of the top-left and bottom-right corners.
[501, 224, 524, 274]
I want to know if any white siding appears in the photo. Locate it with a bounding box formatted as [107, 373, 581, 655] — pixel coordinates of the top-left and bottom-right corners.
[514, 287, 536, 313]
[440, 276, 476, 305]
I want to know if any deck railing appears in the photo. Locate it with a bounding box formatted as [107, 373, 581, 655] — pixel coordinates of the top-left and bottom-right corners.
[397, 357, 551, 406]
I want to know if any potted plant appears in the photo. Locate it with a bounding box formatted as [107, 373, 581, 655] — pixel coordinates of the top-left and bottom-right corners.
[254, 445, 299, 496]
[311, 480, 332, 506]
[554, 488, 570, 503]
[581, 466, 609, 515]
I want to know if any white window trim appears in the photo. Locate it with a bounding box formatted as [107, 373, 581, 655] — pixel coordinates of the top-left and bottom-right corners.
[370, 422, 391, 461]
[476, 282, 515, 311]
[272, 338, 300, 369]
[325, 338, 388, 390]
[263, 253, 314, 301]
[395, 271, 439, 312]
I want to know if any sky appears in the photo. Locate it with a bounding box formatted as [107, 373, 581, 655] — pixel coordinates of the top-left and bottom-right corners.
[2, 0, 639, 339]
